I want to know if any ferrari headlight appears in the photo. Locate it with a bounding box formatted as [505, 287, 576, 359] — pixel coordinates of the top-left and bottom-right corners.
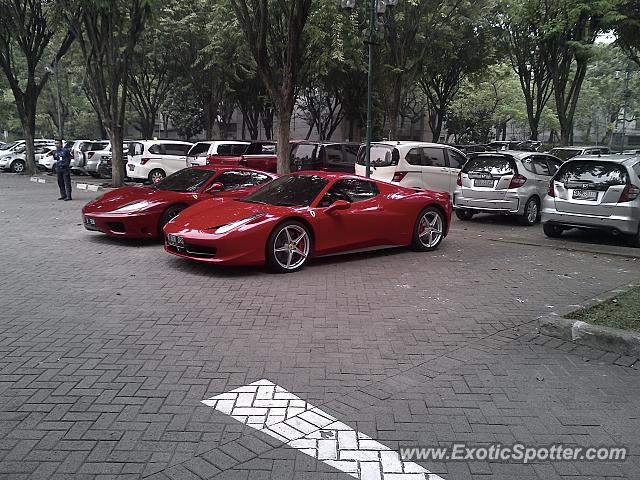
[113, 200, 152, 213]
[214, 213, 264, 234]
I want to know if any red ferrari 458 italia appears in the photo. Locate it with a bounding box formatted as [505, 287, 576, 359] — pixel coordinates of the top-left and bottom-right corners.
[164, 172, 452, 272]
[81, 167, 277, 238]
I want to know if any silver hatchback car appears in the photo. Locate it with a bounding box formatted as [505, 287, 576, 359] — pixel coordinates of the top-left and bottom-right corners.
[542, 155, 640, 246]
[454, 151, 562, 225]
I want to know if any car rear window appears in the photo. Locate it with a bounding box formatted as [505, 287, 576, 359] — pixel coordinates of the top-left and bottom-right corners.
[462, 156, 516, 175]
[356, 145, 399, 167]
[555, 161, 629, 189]
[549, 148, 581, 161]
[291, 144, 316, 162]
[216, 143, 249, 156]
[188, 143, 212, 157]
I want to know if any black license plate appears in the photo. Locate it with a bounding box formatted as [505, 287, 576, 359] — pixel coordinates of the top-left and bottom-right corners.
[167, 234, 184, 247]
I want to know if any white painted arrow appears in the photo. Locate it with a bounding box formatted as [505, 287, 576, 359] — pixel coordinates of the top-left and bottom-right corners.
[202, 379, 445, 480]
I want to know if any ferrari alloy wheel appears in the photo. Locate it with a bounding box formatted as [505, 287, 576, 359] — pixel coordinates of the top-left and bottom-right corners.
[412, 207, 445, 252]
[267, 221, 311, 273]
[149, 169, 165, 184]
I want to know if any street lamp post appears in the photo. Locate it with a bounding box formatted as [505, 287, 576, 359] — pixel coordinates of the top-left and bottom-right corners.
[342, 0, 397, 178]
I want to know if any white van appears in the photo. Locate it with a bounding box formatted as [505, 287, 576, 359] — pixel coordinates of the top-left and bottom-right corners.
[127, 140, 193, 184]
[186, 141, 250, 167]
[355, 141, 467, 194]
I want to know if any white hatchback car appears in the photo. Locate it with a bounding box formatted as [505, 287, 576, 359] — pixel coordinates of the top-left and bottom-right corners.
[127, 140, 193, 184]
[355, 141, 467, 194]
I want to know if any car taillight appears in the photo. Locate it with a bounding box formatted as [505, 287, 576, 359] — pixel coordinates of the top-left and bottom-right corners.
[88, 152, 95, 159]
[456, 171, 462, 186]
[619, 184, 640, 202]
[47, 151, 53, 157]
[547, 181, 555, 197]
[140, 157, 150, 165]
[392, 171, 408, 182]
[508, 174, 527, 189]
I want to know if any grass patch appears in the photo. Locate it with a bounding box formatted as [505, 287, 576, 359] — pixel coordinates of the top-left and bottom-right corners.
[567, 286, 640, 332]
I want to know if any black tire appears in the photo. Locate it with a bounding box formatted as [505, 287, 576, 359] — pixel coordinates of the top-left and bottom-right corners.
[518, 197, 539, 226]
[629, 226, 640, 248]
[411, 206, 446, 252]
[543, 223, 564, 238]
[10, 160, 25, 173]
[266, 220, 312, 273]
[148, 169, 165, 184]
[455, 209, 474, 221]
[159, 204, 187, 234]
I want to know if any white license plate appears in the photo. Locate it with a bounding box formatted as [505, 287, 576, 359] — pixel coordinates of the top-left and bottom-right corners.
[474, 179, 494, 187]
[128, 164, 135, 171]
[572, 189, 598, 201]
[167, 234, 184, 247]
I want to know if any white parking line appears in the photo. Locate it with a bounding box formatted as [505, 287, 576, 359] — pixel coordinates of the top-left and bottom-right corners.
[202, 379, 444, 480]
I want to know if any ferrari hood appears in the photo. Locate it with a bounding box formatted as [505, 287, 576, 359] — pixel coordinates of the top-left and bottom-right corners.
[167, 198, 268, 232]
[84, 186, 175, 212]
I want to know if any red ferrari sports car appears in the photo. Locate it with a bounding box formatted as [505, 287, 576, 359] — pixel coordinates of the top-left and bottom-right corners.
[82, 167, 277, 238]
[163, 172, 452, 272]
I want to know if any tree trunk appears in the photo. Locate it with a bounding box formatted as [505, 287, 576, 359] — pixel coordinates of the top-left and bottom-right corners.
[22, 118, 37, 175]
[108, 126, 125, 187]
[13, 88, 39, 175]
[276, 108, 292, 174]
[428, 110, 444, 143]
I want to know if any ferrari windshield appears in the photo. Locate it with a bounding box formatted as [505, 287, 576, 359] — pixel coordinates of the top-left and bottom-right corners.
[155, 168, 216, 192]
[241, 174, 328, 206]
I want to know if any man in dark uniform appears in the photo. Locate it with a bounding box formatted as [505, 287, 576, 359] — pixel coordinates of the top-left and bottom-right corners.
[53, 140, 72, 201]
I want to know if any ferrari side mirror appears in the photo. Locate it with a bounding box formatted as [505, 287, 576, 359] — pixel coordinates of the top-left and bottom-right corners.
[325, 199, 351, 214]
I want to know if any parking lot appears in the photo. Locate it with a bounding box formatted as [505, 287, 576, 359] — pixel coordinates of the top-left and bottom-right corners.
[1, 173, 640, 480]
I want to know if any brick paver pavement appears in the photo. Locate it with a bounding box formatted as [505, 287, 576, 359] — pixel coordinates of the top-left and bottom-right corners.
[0, 174, 639, 479]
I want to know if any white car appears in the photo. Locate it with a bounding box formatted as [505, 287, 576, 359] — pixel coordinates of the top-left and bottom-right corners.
[186, 141, 250, 167]
[355, 141, 467, 195]
[0, 143, 56, 173]
[126, 140, 194, 184]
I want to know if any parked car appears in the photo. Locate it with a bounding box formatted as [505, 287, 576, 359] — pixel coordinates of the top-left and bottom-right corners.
[164, 172, 452, 272]
[0, 139, 55, 162]
[486, 140, 542, 152]
[206, 141, 277, 172]
[453, 151, 563, 225]
[542, 155, 640, 246]
[1, 143, 56, 173]
[548, 146, 610, 162]
[450, 144, 492, 155]
[85, 143, 129, 178]
[355, 141, 467, 195]
[82, 166, 277, 238]
[185, 141, 250, 168]
[127, 140, 194, 184]
[290, 141, 360, 173]
[69, 140, 110, 175]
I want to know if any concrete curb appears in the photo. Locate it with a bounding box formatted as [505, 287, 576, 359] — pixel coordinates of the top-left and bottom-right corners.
[539, 314, 640, 358]
[30, 176, 104, 191]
